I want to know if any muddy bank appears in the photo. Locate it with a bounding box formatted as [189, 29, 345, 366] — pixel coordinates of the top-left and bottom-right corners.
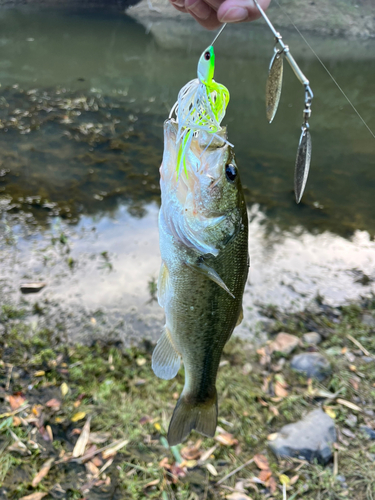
[1, 298, 375, 499]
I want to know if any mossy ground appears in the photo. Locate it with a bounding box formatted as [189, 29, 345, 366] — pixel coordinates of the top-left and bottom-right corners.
[1, 298, 375, 499]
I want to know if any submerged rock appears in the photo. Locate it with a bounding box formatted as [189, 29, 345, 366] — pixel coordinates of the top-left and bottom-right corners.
[302, 331, 322, 345]
[291, 352, 331, 381]
[269, 408, 336, 464]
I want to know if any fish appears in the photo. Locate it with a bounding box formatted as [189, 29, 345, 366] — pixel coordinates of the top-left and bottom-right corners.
[152, 119, 249, 446]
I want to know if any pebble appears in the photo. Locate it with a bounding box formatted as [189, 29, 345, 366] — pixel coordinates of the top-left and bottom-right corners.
[291, 352, 332, 381]
[270, 332, 300, 355]
[362, 313, 375, 327]
[302, 332, 322, 345]
[268, 408, 336, 464]
[360, 425, 375, 439]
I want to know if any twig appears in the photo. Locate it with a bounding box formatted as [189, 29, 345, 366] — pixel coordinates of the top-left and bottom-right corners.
[0, 404, 30, 419]
[6, 365, 13, 391]
[333, 451, 338, 476]
[347, 334, 371, 357]
[216, 458, 254, 485]
[71, 438, 124, 464]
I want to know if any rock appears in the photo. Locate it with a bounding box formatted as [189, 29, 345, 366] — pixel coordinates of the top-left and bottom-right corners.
[302, 332, 322, 345]
[268, 409, 336, 464]
[360, 425, 375, 439]
[270, 333, 300, 355]
[362, 313, 375, 327]
[20, 282, 46, 294]
[291, 352, 331, 381]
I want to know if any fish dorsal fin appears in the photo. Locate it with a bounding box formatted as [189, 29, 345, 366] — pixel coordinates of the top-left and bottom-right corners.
[185, 260, 235, 299]
[152, 327, 181, 380]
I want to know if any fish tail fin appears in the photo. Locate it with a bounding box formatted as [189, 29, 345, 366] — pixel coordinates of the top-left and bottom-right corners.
[167, 390, 218, 446]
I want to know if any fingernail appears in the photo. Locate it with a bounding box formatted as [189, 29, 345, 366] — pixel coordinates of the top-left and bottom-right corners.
[172, 0, 185, 6]
[220, 6, 248, 22]
[187, 0, 211, 20]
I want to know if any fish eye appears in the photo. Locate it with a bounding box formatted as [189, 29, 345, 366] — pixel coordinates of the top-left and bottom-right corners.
[204, 51, 210, 61]
[225, 163, 237, 182]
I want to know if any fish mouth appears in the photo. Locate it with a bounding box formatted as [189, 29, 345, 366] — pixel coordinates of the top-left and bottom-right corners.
[161, 119, 229, 206]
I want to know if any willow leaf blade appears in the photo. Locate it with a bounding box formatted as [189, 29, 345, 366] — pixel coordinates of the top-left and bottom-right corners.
[294, 128, 312, 203]
[266, 52, 283, 123]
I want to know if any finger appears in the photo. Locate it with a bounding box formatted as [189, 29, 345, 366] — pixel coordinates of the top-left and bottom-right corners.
[185, 0, 223, 29]
[169, 0, 188, 12]
[218, 0, 271, 23]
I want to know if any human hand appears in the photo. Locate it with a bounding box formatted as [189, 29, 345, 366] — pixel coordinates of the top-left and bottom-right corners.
[169, 0, 271, 30]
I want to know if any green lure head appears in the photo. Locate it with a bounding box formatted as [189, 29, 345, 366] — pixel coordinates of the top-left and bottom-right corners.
[197, 46, 215, 85]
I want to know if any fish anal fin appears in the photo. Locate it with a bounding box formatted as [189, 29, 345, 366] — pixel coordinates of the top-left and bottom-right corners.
[167, 390, 218, 446]
[152, 327, 181, 380]
[236, 306, 244, 327]
[186, 260, 235, 299]
[157, 261, 169, 308]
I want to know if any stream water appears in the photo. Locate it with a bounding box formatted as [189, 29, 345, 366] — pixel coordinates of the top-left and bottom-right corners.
[0, 8, 374, 344]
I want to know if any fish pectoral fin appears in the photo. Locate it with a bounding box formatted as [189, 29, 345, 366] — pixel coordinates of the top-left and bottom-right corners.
[152, 327, 181, 380]
[236, 306, 244, 327]
[157, 261, 169, 308]
[185, 260, 235, 299]
[168, 390, 218, 446]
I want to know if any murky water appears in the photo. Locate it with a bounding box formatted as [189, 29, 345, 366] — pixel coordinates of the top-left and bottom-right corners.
[0, 8, 374, 343]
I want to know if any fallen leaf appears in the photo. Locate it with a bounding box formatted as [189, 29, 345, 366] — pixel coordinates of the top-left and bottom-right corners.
[71, 411, 86, 422]
[279, 474, 290, 485]
[215, 432, 238, 446]
[227, 493, 253, 500]
[32, 457, 54, 487]
[349, 378, 360, 391]
[259, 469, 272, 482]
[290, 474, 299, 485]
[19, 494, 48, 500]
[274, 381, 288, 398]
[145, 478, 160, 488]
[86, 460, 100, 476]
[61, 382, 69, 397]
[136, 357, 146, 366]
[72, 417, 91, 458]
[34, 370, 45, 377]
[267, 433, 278, 441]
[206, 463, 218, 476]
[102, 438, 129, 459]
[88, 431, 111, 444]
[324, 407, 336, 419]
[253, 454, 270, 470]
[268, 475, 277, 494]
[46, 425, 53, 442]
[9, 394, 26, 411]
[46, 398, 61, 410]
[13, 416, 22, 427]
[154, 422, 161, 431]
[336, 398, 362, 412]
[181, 439, 202, 460]
[199, 444, 217, 463]
[159, 457, 170, 469]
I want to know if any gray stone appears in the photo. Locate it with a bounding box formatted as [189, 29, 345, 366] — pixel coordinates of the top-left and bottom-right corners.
[360, 425, 375, 439]
[269, 409, 336, 464]
[362, 313, 375, 327]
[302, 332, 322, 345]
[291, 352, 332, 381]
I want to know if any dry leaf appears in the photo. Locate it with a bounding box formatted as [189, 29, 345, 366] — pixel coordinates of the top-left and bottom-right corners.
[215, 432, 238, 446]
[199, 444, 217, 463]
[268, 475, 277, 494]
[145, 478, 160, 488]
[34, 370, 45, 377]
[136, 357, 146, 366]
[102, 438, 129, 459]
[13, 416, 22, 427]
[159, 457, 170, 469]
[72, 417, 91, 458]
[181, 440, 202, 460]
[269, 333, 299, 355]
[61, 382, 69, 397]
[88, 432, 111, 444]
[259, 469, 272, 482]
[46, 425, 53, 442]
[46, 398, 61, 410]
[324, 407, 336, 419]
[32, 457, 54, 487]
[336, 398, 362, 412]
[275, 381, 288, 398]
[86, 460, 100, 476]
[9, 394, 26, 411]
[206, 463, 218, 476]
[227, 493, 253, 500]
[253, 454, 270, 470]
[71, 411, 86, 422]
[19, 493, 48, 500]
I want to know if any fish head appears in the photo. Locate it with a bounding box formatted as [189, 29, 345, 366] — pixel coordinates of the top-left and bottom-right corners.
[160, 120, 246, 255]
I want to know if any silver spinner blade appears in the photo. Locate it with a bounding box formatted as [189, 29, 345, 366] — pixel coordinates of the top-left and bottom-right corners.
[266, 50, 284, 123]
[294, 128, 312, 203]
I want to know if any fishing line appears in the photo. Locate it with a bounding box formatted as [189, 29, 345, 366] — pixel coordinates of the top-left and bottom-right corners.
[274, 0, 375, 140]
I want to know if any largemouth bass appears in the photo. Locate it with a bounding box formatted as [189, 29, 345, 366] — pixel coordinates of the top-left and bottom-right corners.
[152, 119, 249, 446]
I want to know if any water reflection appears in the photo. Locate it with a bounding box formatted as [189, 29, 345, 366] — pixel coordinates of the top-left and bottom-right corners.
[0, 8, 374, 341]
